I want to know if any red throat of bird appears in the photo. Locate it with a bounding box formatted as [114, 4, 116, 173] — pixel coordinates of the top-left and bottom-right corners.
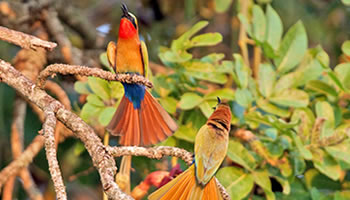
[118, 18, 137, 39]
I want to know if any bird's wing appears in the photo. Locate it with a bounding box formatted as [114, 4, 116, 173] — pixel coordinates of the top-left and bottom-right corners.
[107, 41, 117, 72]
[195, 125, 227, 185]
[140, 40, 149, 77]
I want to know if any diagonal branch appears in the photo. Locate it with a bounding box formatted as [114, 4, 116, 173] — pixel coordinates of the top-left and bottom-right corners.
[42, 107, 67, 200]
[36, 64, 153, 88]
[0, 26, 57, 51]
[0, 59, 132, 200]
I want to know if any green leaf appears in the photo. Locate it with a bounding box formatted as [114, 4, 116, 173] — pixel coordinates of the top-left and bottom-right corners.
[306, 80, 338, 98]
[274, 73, 297, 94]
[74, 81, 91, 94]
[173, 123, 197, 143]
[233, 54, 250, 89]
[252, 5, 266, 42]
[163, 50, 192, 63]
[80, 103, 102, 122]
[334, 63, 350, 91]
[265, 5, 283, 50]
[88, 77, 110, 100]
[98, 107, 116, 126]
[171, 21, 209, 51]
[204, 88, 235, 101]
[235, 88, 253, 108]
[157, 136, 177, 147]
[342, 0, 350, 6]
[179, 92, 203, 110]
[315, 101, 334, 138]
[312, 150, 341, 181]
[216, 167, 254, 200]
[273, 176, 290, 195]
[341, 40, 350, 55]
[87, 94, 104, 107]
[198, 100, 216, 118]
[110, 81, 124, 99]
[291, 108, 315, 142]
[99, 52, 114, 72]
[185, 71, 227, 84]
[290, 132, 312, 160]
[258, 63, 276, 98]
[159, 96, 177, 114]
[270, 89, 309, 108]
[227, 139, 257, 171]
[325, 139, 350, 166]
[253, 170, 275, 200]
[274, 21, 307, 74]
[214, 0, 233, 13]
[327, 71, 345, 91]
[201, 53, 225, 63]
[257, 98, 290, 118]
[190, 33, 223, 47]
[238, 14, 252, 36]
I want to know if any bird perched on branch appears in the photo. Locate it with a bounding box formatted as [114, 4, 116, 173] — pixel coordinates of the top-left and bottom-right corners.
[106, 4, 177, 194]
[149, 98, 231, 200]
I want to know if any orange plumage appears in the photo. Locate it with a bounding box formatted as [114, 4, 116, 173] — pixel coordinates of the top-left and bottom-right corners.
[106, 4, 177, 146]
[148, 101, 231, 200]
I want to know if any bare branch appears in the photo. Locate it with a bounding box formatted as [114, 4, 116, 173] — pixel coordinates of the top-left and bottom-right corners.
[0, 26, 56, 51]
[107, 146, 194, 165]
[43, 107, 67, 200]
[0, 135, 44, 188]
[0, 59, 132, 200]
[37, 64, 153, 88]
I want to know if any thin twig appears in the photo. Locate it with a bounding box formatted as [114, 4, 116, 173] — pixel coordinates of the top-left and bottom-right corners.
[0, 135, 44, 188]
[0, 26, 56, 51]
[37, 64, 153, 88]
[253, 46, 261, 79]
[43, 107, 67, 200]
[238, 0, 250, 67]
[107, 146, 194, 165]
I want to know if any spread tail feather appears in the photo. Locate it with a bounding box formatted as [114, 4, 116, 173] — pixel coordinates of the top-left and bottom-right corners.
[148, 165, 223, 200]
[107, 90, 177, 146]
[116, 155, 132, 194]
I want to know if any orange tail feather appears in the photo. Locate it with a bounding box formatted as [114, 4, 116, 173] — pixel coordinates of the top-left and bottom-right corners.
[107, 90, 177, 146]
[148, 165, 223, 200]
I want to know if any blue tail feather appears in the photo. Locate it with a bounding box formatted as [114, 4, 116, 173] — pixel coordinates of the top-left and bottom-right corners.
[122, 83, 146, 109]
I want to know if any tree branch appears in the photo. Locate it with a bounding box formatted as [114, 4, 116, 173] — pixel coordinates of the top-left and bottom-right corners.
[107, 146, 194, 165]
[0, 26, 56, 51]
[37, 64, 153, 88]
[43, 107, 67, 200]
[0, 59, 133, 200]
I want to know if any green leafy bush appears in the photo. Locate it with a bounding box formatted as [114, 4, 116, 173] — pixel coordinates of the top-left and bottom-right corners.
[75, 2, 350, 199]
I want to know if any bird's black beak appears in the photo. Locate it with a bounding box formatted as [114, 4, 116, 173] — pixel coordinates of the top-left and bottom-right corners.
[212, 97, 222, 110]
[121, 3, 129, 18]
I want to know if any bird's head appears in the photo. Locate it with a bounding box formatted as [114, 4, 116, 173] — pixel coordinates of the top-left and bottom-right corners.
[119, 4, 138, 39]
[208, 97, 232, 132]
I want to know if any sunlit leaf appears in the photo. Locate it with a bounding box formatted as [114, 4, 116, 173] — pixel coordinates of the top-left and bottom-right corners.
[315, 101, 334, 138]
[179, 92, 203, 110]
[334, 63, 350, 91]
[198, 100, 216, 118]
[98, 106, 116, 126]
[235, 88, 253, 108]
[190, 33, 223, 47]
[204, 88, 235, 101]
[74, 81, 91, 94]
[88, 77, 110, 100]
[253, 170, 275, 200]
[252, 5, 266, 42]
[265, 5, 283, 50]
[216, 167, 254, 200]
[257, 98, 290, 118]
[233, 54, 250, 89]
[173, 123, 197, 143]
[306, 80, 338, 98]
[258, 63, 276, 98]
[270, 89, 309, 108]
[275, 21, 307, 74]
[227, 139, 257, 171]
[87, 94, 104, 107]
[159, 96, 177, 114]
[341, 40, 350, 55]
[312, 149, 341, 181]
[214, 0, 233, 13]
